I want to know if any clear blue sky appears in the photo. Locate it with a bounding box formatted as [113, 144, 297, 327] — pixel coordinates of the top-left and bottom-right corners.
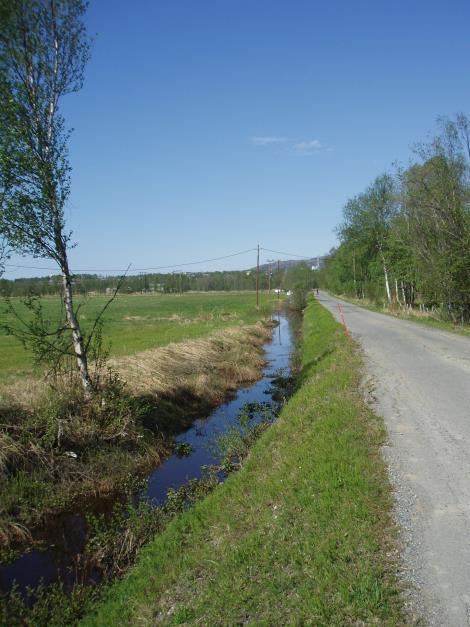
[6, 0, 470, 278]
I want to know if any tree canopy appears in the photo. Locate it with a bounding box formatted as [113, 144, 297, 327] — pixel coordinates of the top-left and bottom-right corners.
[320, 114, 470, 322]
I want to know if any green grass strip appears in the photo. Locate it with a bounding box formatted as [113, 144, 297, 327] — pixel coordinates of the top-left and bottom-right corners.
[82, 298, 402, 626]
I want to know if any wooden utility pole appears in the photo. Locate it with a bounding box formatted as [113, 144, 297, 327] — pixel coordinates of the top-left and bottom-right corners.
[256, 244, 260, 307]
[277, 259, 280, 302]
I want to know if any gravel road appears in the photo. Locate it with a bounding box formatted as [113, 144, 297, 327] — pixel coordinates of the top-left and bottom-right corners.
[318, 291, 470, 626]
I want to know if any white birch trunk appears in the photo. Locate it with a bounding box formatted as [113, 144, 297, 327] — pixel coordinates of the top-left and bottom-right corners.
[395, 278, 401, 306]
[352, 251, 357, 297]
[62, 271, 93, 398]
[380, 252, 392, 304]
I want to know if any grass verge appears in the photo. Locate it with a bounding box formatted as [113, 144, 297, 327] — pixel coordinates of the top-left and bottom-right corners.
[81, 298, 403, 626]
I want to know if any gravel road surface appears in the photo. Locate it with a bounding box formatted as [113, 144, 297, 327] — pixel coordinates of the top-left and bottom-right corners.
[319, 291, 470, 626]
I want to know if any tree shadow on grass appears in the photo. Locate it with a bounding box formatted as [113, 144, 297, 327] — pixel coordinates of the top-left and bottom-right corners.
[298, 345, 336, 384]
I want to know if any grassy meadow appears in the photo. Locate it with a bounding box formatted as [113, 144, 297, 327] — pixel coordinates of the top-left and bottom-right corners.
[0, 291, 277, 379]
[82, 298, 402, 626]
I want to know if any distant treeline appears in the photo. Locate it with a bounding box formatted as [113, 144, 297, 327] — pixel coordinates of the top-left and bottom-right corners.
[318, 114, 470, 323]
[1, 264, 318, 297]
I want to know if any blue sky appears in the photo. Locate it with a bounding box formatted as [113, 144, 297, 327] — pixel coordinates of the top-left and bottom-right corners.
[6, 0, 470, 278]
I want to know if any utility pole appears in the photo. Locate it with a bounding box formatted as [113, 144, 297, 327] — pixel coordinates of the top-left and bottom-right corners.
[277, 259, 280, 302]
[267, 259, 274, 295]
[256, 244, 260, 308]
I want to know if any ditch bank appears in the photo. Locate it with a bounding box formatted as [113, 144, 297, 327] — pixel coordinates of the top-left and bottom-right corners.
[0, 310, 297, 622]
[81, 298, 403, 626]
[0, 319, 276, 557]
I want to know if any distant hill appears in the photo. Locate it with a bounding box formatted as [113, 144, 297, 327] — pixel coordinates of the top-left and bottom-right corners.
[256, 256, 327, 272]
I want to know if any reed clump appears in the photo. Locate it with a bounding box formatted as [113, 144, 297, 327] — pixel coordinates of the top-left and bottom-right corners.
[112, 321, 272, 402]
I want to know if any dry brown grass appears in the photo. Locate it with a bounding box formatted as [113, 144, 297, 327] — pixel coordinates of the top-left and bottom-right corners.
[388, 306, 436, 319]
[122, 311, 240, 324]
[0, 377, 47, 411]
[0, 519, 32, 547]
[0, 433, 24, 477]
[110, 320, 273, 405]
[0, 321, 273, 412]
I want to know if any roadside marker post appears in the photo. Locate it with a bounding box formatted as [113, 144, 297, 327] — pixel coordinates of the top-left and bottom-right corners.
[337, 303, 351, 340]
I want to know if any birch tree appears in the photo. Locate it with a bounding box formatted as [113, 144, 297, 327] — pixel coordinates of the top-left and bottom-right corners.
[0, 0, 93, 396]
[321, 115, 470, 318]
[366, 175, 399, 303]
[402, 123, 470, 321]
[337, 174, 398, 303]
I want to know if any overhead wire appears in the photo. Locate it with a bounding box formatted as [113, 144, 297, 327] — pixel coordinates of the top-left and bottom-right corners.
[260, 247, 312, 259]
[137, 248, 258, 272]
[3, 246, 317, 277]
[3, 247, 259, 275]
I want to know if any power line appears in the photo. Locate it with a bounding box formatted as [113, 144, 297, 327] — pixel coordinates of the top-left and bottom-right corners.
[260, 247, 312, 259]
[138, 248, 257, 272]
[5, 263, 68, 272]
[3, 248, 258, 275]
[3, 246, 317, 277]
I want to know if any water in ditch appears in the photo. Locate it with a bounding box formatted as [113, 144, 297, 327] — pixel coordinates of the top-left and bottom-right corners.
[0, 312, 295, 597]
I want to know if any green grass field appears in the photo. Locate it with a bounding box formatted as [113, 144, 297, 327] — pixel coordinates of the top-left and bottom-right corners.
[81, 298, 402, 626]
[0, 292, 277, 378]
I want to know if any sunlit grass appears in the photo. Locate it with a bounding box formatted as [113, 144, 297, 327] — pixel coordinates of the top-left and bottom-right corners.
[0, 291, 277, 378]
[82, 298, 403, 626]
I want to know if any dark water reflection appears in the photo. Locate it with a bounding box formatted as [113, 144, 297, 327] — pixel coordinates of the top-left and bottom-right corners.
[145, 313, 293, 504]
[0, 312, 294, 596]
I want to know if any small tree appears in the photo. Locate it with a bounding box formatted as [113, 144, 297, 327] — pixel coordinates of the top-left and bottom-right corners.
[0, 0, 93, 396]
[291, 284, 307, 311]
